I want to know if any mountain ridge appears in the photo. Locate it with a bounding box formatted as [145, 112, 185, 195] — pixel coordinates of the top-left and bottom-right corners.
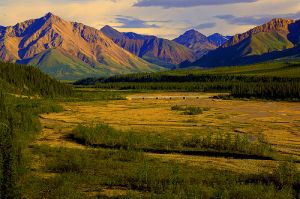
[173, 29, 217, 59]
[101, 25, 196, 68]
[182, 18, 300, 68]
[0, 12, 163, 80]
[208, 33, 231, 47]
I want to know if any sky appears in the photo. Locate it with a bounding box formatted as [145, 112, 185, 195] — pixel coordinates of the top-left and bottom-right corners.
[0, 0, 299, 39]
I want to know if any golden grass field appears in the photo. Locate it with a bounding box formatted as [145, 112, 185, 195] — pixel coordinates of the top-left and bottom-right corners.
[35, 92, 300, 178]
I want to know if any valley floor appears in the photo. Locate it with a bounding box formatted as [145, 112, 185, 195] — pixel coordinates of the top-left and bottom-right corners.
[29, 92, 300, 198]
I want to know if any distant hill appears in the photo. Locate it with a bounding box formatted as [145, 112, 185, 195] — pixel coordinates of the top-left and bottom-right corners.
[0, 61, 72, 97]
[208, 33, 232, 47]
[0, 13, 163, 80]
[182, 18, 300, 68]
[74, 61, 300, 86]
[101, 25, 196, 68]
[173, 29, 217, 59]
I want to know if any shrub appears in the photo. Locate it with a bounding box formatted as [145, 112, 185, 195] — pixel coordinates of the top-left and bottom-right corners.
[182, 132, 273, 156]
[273, 161, 299, 188]
[184, 106, 203, 115]
[46, 148, 87, 173]
[72, 124, 119, 146]
[171, 105, 207, 115]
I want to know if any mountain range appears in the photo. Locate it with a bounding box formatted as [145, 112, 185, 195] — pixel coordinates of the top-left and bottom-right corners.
[101, 25, 196, 68]
[173, 29, 217, 59]
[182, 18, 300, 68]
[0, 13, 163, 80]
[0, 13, 299, 80]
[207, 33, 232, 47]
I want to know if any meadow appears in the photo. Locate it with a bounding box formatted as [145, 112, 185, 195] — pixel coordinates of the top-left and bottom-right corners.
[27, 91, 300, 198]
[1, 62, 300, 198]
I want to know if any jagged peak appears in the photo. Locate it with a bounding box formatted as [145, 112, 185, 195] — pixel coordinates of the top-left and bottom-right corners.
[208, 33, 230, 40]
[209, 33, 224, 37]
[185, 29, 198, 34]
[183, 29, 206, 37]
[223, 18, 296, 48]
[268, 18, 295, 24]
[101, 25, 122, 35]
[174, 29, 208, 42]
[101, 25, 115, 30]
[44, 12, 57, 18]
[250, 18, 295, 33]
[45, 12, 54, 17]
[42, 12, 63, 23]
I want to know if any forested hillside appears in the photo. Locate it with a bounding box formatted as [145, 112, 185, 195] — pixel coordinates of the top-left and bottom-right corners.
[0, 62, 72, 97]
[0, 60, 74, 197]
[75, 62, 300, 100]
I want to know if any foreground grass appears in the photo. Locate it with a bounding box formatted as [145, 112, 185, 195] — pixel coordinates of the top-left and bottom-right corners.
[24, 145, 300, 198]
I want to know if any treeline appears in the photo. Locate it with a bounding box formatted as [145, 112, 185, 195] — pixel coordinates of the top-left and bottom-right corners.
[91, 82, 235, 92]
[232, 82, 300, 100]
[75, 73, 300, 84]
[0, 62, 72, 97]
[0, 92, 64, 198]
[75, 68, 300, 100]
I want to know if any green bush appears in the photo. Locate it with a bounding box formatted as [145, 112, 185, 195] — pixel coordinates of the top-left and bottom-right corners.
[171, 105, 186, 111]
[273, 161, 299, 188]
[72, 124, 120, 146]
[171, 105, 206, 115]
[184, 106, 203, 115]
[46, 148, 87, 173]
[182, 132, 273, 156]
[0, 91, 66, 198]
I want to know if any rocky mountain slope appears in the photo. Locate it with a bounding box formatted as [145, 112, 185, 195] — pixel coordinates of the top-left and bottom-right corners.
[173, 29, 217, 59]
[0, 13, 162, 80]
[182, 18, 300, 67]
[208, 33, 231, 47]
[101, 25, 196, 68]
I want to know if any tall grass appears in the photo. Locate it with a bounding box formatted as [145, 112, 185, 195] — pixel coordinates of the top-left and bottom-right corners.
[182, 133, 272, 157]
[27, 145, 299, 198]
[0, 92, 64, 198]
[71, 123, 274, 158]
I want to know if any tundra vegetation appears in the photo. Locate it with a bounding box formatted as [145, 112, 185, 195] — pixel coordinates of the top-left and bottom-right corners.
[0, 61, 299, 198]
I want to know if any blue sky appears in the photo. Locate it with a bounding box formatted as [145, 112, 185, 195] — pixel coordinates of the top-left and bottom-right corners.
[0, 0, 299, 38]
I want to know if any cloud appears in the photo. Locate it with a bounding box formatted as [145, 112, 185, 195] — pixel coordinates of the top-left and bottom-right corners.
[0, 0, 299, 38]
[113, 15, 161, 28]
[193, 22, 216, 29]
[134, 0, 259, 8]
[216, 12, 300, 25]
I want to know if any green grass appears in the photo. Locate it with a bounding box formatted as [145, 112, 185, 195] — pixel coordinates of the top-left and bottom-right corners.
[249, 32, 294, 56]
[71, 123, 275, 159]
[56, 89, 126, 102]
[0, 93, 65, 198]
[26, 49, 110, 81]
[24, 145, 300, 198]
[2, 90, 298, 198]
[26, 48, 164, 81]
